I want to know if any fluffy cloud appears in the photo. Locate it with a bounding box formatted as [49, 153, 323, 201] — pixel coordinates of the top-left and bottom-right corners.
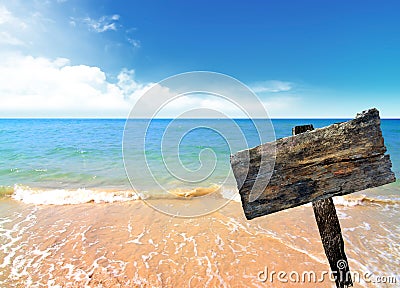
[81, 14, 120, 33]
[0, 53, 300, 118]
[248, 80, 301, 117]
[154, 95, 250, 118]
[0, 31, 24, 46]
[0, 5, 27, 30]
[127, 37, 141, 48]
[250, 80, 292, 93]
[0, 5, 11, 24]
[0, 5, 26, 46]
[0, 54, 153, 117]
[262, 96, 299, 111]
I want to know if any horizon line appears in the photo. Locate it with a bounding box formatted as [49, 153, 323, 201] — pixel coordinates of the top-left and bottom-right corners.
[0, 117, 399, 120]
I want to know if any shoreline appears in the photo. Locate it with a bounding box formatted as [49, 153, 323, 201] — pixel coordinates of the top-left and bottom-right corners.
[1, 196, 398, 287]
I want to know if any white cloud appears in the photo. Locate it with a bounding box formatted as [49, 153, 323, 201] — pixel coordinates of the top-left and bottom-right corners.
[82, 15, 120, 33]
[0, 31, 24, 46]
[0, 54, 154, 117]
[0, 53, 302, 118]
[251, 80, 292, 93]
[0, 5, 26, 29]
[262, 96, 299, 112]
[127, 37, 141, 48]
[110, 14, 120, 21]
[0, 5, 30, 48]
[0, 5, 13, 24]
[247, 80, 302, 117]
[154, 95, 250, 118]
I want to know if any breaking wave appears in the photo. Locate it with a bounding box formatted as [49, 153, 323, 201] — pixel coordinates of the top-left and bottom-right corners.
[9, 184, 241, 205]
[334, 194, 400, 207]
[6, 184, 399, 208]
[11, 185, 141, 205]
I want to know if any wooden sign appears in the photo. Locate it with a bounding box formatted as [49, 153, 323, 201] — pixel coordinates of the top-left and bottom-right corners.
[230, 108, 396, 288]
[231, 108, 395, 220]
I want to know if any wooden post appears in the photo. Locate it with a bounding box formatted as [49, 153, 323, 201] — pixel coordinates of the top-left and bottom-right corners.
[293, 124, 352, 288]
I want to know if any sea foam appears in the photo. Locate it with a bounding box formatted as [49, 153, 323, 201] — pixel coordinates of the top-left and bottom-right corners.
[12, 185, 140, 205]
[10, 184, 399, 208]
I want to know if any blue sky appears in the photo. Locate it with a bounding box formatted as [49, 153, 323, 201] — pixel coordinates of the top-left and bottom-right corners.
[0, 0, 399, 118]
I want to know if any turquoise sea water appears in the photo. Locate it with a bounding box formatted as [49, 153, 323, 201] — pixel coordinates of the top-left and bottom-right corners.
[0, 118, 399, 287]
[0, 119, 398, 194]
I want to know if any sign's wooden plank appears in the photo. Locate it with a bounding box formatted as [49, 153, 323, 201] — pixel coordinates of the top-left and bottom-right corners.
[230, 108, 396, 220]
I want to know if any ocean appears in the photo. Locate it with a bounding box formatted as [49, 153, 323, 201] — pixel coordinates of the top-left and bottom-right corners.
[0, 118, 399, 287]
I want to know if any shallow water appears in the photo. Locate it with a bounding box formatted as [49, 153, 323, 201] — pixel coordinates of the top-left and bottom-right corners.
[0, 118, 399, 287]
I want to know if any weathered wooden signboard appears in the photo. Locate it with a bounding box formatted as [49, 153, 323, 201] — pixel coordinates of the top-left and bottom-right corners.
[230, 108, 396, 288]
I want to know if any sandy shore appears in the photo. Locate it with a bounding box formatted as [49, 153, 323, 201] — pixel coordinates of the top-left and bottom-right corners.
[0, 196, 398, 287]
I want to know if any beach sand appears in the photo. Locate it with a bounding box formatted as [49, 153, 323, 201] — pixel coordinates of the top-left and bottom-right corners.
[1, 187, 399, 287]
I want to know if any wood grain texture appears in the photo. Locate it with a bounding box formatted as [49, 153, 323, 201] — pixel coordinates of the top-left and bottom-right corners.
[312, 198, 353, 287]
[230, 108, 396, 220]
[292, 125, 352, 288]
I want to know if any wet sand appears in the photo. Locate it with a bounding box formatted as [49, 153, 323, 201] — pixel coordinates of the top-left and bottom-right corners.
[1, 195, 398, 287]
